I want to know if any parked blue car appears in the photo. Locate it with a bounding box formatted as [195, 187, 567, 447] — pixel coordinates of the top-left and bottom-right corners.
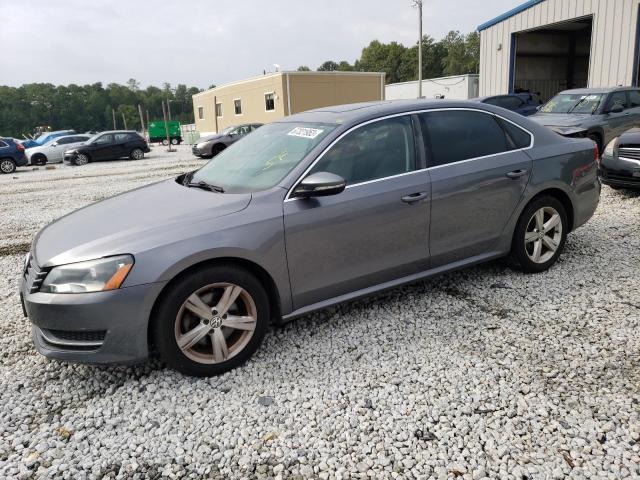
[21, 130, 76, 149]
[0, 137, 28, 174]
[473, 93, 543, 116]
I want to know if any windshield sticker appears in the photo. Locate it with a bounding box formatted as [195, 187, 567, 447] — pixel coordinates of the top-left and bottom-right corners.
[288, 127, 324, 139]
[585, 95, 599, 100]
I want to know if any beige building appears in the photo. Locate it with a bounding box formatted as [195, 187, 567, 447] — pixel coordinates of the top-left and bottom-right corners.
[192, 71, 386, 135]
[478, 0, 640, 101]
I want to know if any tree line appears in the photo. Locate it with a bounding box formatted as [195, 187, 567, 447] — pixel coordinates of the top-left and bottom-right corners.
[0, 31, 478, 138]
[298, 31, 479, 84]
[0, 80, 202, 138]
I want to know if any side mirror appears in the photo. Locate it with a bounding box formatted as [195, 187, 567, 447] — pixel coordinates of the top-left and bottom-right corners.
[51, 142, 58, 146]
[293, 172, 346, 198]
[608, 104, 624, 114]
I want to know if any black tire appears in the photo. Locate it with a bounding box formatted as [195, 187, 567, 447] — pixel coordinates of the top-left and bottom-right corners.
[170, 138, 179, 145]
[211, 144, 226, 157]
[31, 154, 47, 166]
[0, 158, 16, 174]
[130, 148, 144, 160]
[74, 153, 90, 166]
[161, 139, 169, 146]
[152, 264, 269, 377]
[510, 195, 568, 273]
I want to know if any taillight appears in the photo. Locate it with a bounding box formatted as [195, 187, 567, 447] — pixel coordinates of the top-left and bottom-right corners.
[16, 143, 25, 152]
[593, 141, 599, 164]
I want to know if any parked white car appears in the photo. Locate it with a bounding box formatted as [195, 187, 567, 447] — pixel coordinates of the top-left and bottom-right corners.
[26, 134, 91, 165]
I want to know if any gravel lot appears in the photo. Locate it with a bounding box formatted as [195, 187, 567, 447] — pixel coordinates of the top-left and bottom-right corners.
[0, 146, 639, 479]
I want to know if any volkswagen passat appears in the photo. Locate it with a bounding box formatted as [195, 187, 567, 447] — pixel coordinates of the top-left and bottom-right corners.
[21, 100, 601, 376]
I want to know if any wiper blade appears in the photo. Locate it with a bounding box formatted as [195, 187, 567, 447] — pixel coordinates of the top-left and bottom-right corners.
[187, 181, 225, 193]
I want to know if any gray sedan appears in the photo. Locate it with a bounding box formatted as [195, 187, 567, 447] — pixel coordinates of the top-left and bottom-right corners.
[530, 87, 640, 152]
[21, 100, 600, 376]
[192, 123, 263, 158]
[25, 134, 91, 165]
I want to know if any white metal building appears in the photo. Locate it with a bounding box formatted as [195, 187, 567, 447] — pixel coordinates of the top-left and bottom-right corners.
[385, 74, 479, 100]
[478, 0, 640, 101]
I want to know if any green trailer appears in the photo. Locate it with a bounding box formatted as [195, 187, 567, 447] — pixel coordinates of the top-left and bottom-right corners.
[148, 120, 182, 145]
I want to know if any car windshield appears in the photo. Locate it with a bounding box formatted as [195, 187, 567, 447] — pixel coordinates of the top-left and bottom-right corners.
[220, 126, 235, 134]
[190, 122, 336, 193]
[540, 93, 605, 114]
[86, 133, 103, 144]
[35, 134, 54, 145]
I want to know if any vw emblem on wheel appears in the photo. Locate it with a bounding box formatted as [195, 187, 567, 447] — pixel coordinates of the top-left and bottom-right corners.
[211, 316, 223, 328]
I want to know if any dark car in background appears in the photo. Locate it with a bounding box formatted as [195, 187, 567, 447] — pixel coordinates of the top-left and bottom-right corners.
[530, 87, 640, 152]
[599, 128, 640, 190]
[21, 100, 600, 376]
[0, 137, 27, 174]
[192, 123, 263, 158]
[474, 93, 542, 116]
[64, 131, 150, 166]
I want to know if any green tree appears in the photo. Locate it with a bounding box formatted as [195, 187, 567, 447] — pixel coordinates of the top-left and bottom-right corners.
[317, 61, 339, 71]
[297, 65, 311, 71]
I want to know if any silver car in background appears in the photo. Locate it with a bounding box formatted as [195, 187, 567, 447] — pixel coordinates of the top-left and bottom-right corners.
[25, 134, 92, 165]
[21, 100, 600, 377]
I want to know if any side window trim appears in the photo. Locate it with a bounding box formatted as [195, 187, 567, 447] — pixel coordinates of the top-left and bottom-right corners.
[284, 108, 535, 201]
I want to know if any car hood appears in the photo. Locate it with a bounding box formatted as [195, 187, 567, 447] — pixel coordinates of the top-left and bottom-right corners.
[34, 178, 252, 267]
[618, 128, 640, 144]
[529, 113, 591, 128]
[199, 134, 224, 143]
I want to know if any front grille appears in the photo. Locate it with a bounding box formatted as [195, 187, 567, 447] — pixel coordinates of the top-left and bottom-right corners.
[24, 255, 48, 293]
[619, 146, 640, 162]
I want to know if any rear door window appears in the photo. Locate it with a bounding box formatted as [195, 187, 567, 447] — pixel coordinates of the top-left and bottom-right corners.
[496, 117, 532, 149]
[419, 110, 510, 167]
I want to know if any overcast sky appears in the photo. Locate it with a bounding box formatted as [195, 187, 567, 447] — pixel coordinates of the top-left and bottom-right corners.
[1, 0, 521, 89]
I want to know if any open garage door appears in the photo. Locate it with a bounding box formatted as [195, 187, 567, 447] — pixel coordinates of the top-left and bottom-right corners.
[512, 16, 592, 102]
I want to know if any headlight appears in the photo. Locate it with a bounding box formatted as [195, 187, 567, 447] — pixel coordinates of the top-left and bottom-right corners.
[196, 142, 209, 149]
[40, 255, 134, 294]
[603, 138, 619, 157]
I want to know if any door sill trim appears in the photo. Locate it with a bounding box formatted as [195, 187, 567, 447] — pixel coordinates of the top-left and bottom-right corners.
[280, 250, 506, 323]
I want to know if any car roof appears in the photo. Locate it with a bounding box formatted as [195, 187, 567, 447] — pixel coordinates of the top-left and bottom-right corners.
[282, 99, 510, 125]
[96, 130, 139, 134]
[559, 87, 637, 95]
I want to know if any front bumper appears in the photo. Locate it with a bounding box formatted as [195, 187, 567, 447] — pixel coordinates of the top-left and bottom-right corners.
[21, 277, 166, 364]
[599, 155, 640, 189]
[63, 152, 78, 163]
[192, 144, 210, 157]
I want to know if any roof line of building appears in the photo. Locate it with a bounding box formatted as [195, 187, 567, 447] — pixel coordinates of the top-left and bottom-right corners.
[387, 74, 478, 87]
[193, 71, 386, 97]
[477, 0, 545, 32]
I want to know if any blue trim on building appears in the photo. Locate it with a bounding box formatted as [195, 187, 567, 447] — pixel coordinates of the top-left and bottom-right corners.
[508, 34, 517, 93]
[633, 3, 640, 86]
[477, 0, 546, 32]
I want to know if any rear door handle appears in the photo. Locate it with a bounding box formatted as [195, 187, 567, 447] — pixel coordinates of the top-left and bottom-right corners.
[401, 192, 429, 204]
[506, 169, 528, 179]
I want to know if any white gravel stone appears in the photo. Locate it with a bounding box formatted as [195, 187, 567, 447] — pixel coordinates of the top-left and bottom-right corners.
[0, 148, 639, 478]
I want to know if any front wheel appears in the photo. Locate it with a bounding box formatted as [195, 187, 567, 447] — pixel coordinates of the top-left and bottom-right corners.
[511, 196, 568, 273]
[0, 158, 16, 174]
[161, 139, 169, 146]
[74, 154, 89, 166]
[152, 265, 269, 377]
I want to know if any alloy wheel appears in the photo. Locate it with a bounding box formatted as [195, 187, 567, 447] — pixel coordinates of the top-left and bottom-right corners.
[0, 159, 15, 174]
[174, 283, 257, 364]
[524, 206, 563, 264]
[132, 149, 144, 160]
[76, 154, 89, 166]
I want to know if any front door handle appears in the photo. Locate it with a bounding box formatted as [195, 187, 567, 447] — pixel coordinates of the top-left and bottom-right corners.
[506, 169, 528, 179]
[401, 192, 429, 204]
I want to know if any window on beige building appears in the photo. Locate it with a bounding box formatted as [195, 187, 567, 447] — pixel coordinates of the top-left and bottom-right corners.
[215, 103, 222, 117]
[197, 107, 204, 120]
[265, 93, 275, 111]
[234, 99, 242, 115]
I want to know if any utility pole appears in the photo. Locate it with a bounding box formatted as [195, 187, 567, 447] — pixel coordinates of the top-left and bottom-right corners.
[137, 104, 145, 137]
[121, 112, 128, 130]
[412, 0, 423, 98]
[162, 100, 174, 152]
[167, 98, 172, 122]
[112, 108, 117, 129]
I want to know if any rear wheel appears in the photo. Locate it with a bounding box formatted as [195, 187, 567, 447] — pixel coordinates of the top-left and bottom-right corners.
[161, 139, 169, 146]
[171, 138, 179, 145]
[0, 158, 16, 174]
[74, 154, 89, 166]
[152, 265, 269, 377]
[31, 154, 47, 166]
[511, 195, 568, 273]
[130, 148, 144, 160]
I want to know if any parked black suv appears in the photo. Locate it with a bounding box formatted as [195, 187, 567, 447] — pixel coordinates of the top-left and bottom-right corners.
[64, 131, 150, 166]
